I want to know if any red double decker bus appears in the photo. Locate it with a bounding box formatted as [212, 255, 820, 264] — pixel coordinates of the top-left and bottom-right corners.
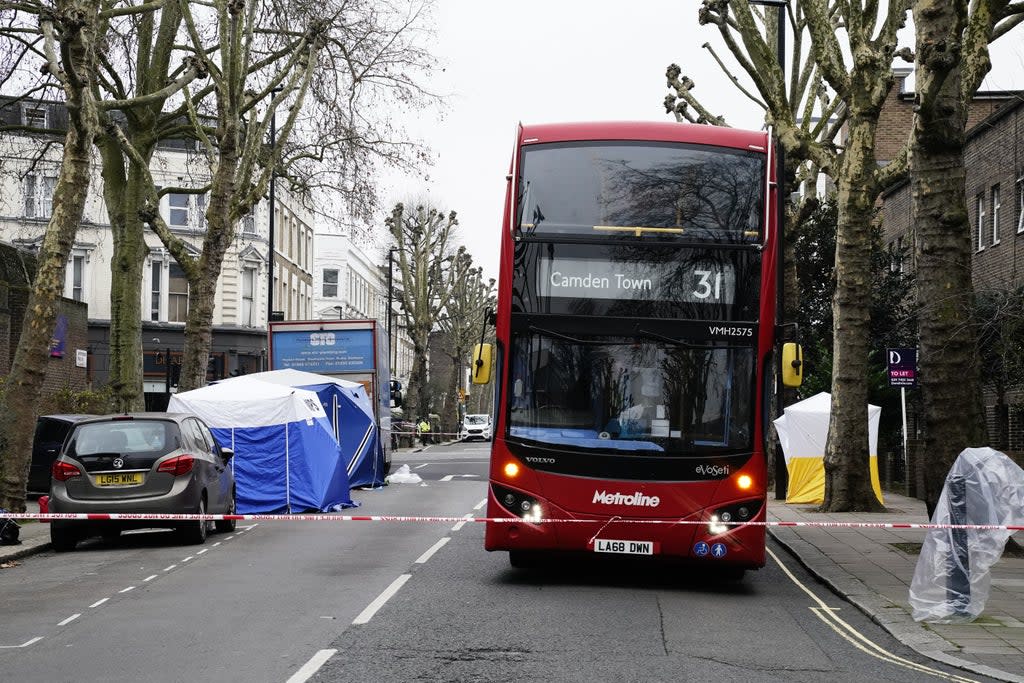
[472, 121, 801, 577]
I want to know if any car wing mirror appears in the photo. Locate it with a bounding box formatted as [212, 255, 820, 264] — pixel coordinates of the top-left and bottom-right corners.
[220, 447, 234, 462]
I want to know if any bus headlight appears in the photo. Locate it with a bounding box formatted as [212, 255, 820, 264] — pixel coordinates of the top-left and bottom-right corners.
[708, 500, 764, 534]
[493, 484, 542, 522]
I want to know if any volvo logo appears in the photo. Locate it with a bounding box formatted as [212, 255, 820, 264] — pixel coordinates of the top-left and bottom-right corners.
[113, 457, 124, 469]
[523, 456, 556, 464]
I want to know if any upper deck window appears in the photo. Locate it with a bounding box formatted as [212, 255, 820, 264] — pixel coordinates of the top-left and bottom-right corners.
[516, 141, 766, 242]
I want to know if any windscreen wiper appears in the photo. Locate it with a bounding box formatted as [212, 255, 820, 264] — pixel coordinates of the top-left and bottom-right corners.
[528, 326, 603, 345]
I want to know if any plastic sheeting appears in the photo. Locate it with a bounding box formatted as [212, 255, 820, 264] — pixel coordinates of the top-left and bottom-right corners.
[909, 447, 1024, 623]
[773, 392, 884, 504]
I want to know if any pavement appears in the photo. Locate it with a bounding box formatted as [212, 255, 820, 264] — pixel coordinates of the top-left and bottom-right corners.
[4, 482, 1023, 682]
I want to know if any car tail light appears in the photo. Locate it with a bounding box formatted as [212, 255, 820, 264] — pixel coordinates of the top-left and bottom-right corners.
[157, 455, 195, 476]
[52, 461, 82, 481]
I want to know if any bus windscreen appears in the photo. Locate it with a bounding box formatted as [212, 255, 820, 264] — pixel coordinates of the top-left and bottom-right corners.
[507, 332, 755, 455]
[516, 141, 766, 242]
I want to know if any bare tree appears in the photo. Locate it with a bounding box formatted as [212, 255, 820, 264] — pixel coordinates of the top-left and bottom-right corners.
[666, 0, 843, 494]
[385, 201, 460, 421]
[157, 0, 438, 392]
[435, 248, 495, 433]
[92, 1, 205, 410]
[671, 0, 913, 511]
[0, 0, 104, 511]
[910, 0, 1024, 515]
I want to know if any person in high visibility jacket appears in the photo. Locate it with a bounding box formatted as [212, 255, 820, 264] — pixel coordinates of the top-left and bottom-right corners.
[417, 418, 431, 446]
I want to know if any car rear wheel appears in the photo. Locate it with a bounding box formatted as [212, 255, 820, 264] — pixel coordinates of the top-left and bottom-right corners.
[50, 522, 79, 552]
[215, 491, 236, 533]
[179, 496, 209, 545]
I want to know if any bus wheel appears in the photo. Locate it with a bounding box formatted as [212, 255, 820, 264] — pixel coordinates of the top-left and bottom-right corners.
[508, 551, 540, 569]
[721, 567, 746, 582]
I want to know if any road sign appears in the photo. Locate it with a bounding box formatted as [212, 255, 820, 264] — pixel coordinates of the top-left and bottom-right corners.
[887, 348, 918, 388]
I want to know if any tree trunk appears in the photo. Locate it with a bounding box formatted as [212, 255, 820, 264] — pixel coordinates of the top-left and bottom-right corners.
[177, 139, 237, 392]
[911, 0, 987, 517]
[821, 117, 886, 512]
[0, 0, 100, 511]
[105, 161, 153, 411]
[408, 340, 430, 421]
[444, 352, 462, 435]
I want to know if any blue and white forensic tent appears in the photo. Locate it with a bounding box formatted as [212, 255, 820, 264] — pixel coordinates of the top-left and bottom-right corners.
[168, 377, 355, 514]
[226, 369, 385, 489]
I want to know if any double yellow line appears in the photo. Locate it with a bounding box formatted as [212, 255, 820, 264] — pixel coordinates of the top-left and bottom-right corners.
[768, 546, 981, 683]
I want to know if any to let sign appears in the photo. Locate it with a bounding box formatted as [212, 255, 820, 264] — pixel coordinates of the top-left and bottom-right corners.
[887, 348, 918, 388]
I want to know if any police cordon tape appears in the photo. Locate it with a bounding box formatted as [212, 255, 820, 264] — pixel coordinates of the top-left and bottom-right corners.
[4, 511, 1024, 531]
[393, 430, 466, 437]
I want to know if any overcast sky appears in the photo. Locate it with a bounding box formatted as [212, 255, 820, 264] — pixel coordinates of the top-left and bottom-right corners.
[379, 0, 1024, 282]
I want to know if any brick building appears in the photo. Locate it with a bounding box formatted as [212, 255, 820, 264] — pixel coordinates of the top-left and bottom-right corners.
[0, 242, 89, 400]
[878, 86, 1024, 450]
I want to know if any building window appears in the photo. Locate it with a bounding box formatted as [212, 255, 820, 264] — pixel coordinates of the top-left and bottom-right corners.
[168, 193, 190, 228]
[976, 194, 986, 252]
[241, 267, 256, 327]
[71, 255, 84, 301]
[323, 269, 338, 297]
[1017, 174, 1023, 235]
[242, 213, 256, 235]
[22, 106, 48, 129]
[151, 261, 162, 321]
[168, 262, 189, 322]
[991, 184, 1001, 246]
[24, 174, 56, 219]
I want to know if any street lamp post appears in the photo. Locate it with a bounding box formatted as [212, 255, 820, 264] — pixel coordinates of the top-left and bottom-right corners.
[387, 246, 398, 373]
[267, 88, 283, 325]
[750, 0, 789, 499]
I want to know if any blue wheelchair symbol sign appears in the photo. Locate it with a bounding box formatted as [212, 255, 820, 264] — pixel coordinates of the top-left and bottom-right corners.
[694, 541, 710, 557]
[711, 543, 728, 558]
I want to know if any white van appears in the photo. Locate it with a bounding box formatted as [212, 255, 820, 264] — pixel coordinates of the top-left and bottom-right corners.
[460, 414, 492, 441]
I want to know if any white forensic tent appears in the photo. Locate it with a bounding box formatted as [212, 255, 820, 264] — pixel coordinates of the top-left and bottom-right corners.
[773, 392, 884, 505]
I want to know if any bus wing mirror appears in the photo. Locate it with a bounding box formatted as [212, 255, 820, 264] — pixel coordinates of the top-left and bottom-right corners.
[781, 342, 803, 388]
[471, 343, 493, 385]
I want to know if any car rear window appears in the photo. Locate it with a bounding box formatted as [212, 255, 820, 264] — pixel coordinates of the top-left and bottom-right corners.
[69, 421, 180, 457]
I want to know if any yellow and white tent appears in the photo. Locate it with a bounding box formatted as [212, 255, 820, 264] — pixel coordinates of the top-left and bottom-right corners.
[773, 392, 884, 505]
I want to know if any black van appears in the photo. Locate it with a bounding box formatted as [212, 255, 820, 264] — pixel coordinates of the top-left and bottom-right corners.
[28, 415, 96, 493]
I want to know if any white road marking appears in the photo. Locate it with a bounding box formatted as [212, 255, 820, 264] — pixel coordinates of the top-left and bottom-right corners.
[352, 574, 411, 625]
[0, 637, 42, 649]
[213, 542, 222, 547]
[182, 556, 194, 562]
[473, 499, 487, 510]
[144, 575, 158, 582]
[89, 598, 108, 608]
[414, 463, 429, 470]
[286, 648, 337, 683]
[452, 514, 473, 532]
[57, 614, 80, 626]
[197, 549, 208, 555]
[163, 564, 177, 572]
[119, 586, 135, 594]
[415, 537, 450, 564]
[440, 474, 479, 482]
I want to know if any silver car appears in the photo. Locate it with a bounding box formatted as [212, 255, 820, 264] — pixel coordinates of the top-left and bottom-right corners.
[48, 413, 236, 551]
